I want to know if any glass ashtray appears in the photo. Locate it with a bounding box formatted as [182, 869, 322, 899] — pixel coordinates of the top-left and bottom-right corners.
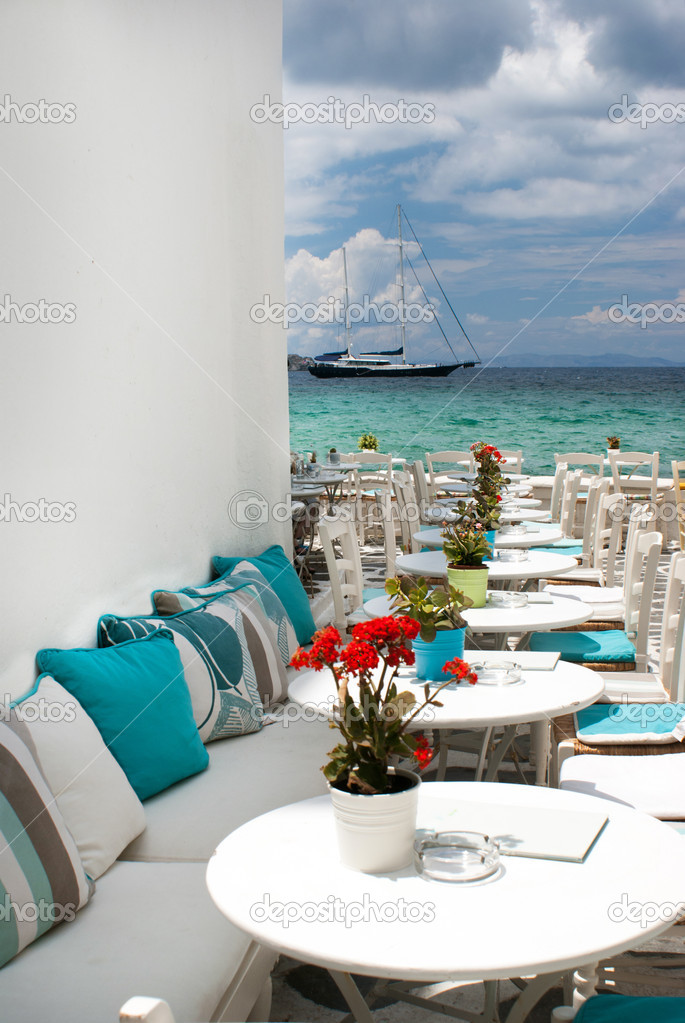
[414, 830, 501, 883]
[495, 548, 529, 562]
[467, 660, 523, 686]
[487, 591, 528, 608]
[499, 523, 527, 536]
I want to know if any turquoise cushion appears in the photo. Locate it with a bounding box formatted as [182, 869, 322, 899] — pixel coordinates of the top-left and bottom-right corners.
[529, 630, 636, 663]
[575, 704, 685, 743]
[363, 587, 386, 602]
[535, 545, 584, 557]
[576, 995, 685, 1022]
[212, 545, 316, 645]
[37, 631, 208, 800]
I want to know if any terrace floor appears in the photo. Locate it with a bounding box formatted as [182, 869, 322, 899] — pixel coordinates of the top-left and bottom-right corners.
[270, 538, 685, 1022]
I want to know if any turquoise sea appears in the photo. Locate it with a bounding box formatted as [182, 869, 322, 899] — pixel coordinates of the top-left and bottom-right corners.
[288, 367, 685, 475]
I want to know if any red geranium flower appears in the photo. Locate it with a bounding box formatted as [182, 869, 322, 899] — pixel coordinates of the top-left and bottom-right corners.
[442, 657, 478, 685]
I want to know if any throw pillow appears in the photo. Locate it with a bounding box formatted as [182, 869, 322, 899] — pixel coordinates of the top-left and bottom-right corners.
[97, 606, 263, 743]
[11, 675, 146, 878]
[36, 630, 209, 800]
[0, 716, 93, 968]
[152, 572, 296, 702]
[211, 544, 315, 644]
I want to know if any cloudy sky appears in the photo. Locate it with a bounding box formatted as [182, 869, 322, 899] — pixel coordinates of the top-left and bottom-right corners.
[281, 0, 685, 364]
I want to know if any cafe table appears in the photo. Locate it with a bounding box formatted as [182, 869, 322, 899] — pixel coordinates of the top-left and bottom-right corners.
[413, 523, 564, 549]
[207, 781, 684, 1023]
[363, 591, 592, 653]
[396, 549, 577, 586]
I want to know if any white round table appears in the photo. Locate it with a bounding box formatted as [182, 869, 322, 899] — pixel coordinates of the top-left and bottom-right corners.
[396, 549, 577, 583]
[362, 592, 592, 643]
[413, 524, 564, 549]
[499, 507, 548, 523]
[501, 497, 542, 509]
[443, 482, 532, 498]
[207, 782, 684, 1023]
[289, 659, 601, 735]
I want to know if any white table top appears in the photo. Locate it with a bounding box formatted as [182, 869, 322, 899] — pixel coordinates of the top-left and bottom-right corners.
[443, 482, 532, 498]
[501, 497, 542, 508]
[290, 484, 326, 499]
[499, 507, 548, 523]
[362, 593, 592, 636]
[207, 781, 684, 983]
[413, 524, 564, 549]
[396, 549, 577, 582]
[289, 658, 601, 729]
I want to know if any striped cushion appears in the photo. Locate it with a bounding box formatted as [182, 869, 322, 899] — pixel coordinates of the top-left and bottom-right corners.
[0, 717, 92, 968]
[529, 630, 636, 663]
[98, 605, 264, 743]
[152, 571, 296, 701]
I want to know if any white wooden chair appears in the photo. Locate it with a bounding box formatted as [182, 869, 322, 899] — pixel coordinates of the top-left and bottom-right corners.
[608, 449, 660, 504]
[498, 448, 523, 472]
[671, 459, 685, 551]
[551, 492, 626, 586]
[425, 450, 474, 499]
[555, 452, 605, 477]
[594, 550, 685, 705]
[318, 514, 386, 633]
[393, 473, 422, 553]
[340, 450, 393, 543]
[373, 489, 398, 578]
[545, 503, 661, 632]
[411, 460, 461, 525]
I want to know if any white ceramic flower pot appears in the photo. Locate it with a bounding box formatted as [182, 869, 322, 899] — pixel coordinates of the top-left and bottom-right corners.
[329, 767, 420, 873]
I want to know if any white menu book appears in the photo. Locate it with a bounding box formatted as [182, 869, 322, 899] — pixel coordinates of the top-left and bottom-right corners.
[430, 801, 608, 863]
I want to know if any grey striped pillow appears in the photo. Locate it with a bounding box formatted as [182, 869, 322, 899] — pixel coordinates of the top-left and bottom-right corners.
[0, 716, 93, 968]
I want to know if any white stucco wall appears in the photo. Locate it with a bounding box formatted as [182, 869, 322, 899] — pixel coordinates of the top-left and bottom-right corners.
[0, 0, 288, 696]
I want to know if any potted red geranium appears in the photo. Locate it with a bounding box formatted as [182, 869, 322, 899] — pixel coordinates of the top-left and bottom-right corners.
[290, 617, 476, 872]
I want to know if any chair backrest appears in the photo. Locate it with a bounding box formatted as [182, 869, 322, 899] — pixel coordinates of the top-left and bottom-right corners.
[671, 460, 685, 551]
[425, 450, 475, 498]
[578, 477, 611, 565]
[555, 452, 605, 477]
[498, 449, 523, 473]
[412, 459, 431, 507]
[558, 469, 583, 537]
[608, 450, 659, 503]
[658, 551, 685, 698]
[317, 515, 365, 633]
[549, 462, 568, 521]
[592, 492, 626, 585]
[392, 473, 421, 553]
[373, 490, 398, 578]
[623, 529, 663, 667]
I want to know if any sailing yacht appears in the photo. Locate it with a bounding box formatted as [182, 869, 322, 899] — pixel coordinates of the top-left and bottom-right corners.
[308, 206, 480, 379]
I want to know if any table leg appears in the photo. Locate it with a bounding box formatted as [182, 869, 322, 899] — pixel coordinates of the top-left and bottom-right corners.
[573, 962, 599, 1010]
[329, 970, 378, 1023]
[483, 724, 519, 782]
[531, 720, 551, 786]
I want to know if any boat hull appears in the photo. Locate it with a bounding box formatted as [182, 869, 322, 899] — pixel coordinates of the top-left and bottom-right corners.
[308, 361, 476, 379]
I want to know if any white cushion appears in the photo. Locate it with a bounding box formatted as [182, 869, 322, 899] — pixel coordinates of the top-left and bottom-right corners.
[0, 860, 268, 1023]
[545, 584, 622, 605]
[560, 753, 685, 819]
[597, 671, 669, 704]
[14, 675, 146, 879]
[121, 709, 334, 862]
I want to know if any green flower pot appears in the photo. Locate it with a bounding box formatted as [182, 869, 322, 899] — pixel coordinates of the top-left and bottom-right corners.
[447, 565, 489, 608]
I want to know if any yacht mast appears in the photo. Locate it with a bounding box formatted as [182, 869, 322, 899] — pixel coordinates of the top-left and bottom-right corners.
[342, 245, 352, 357]
[397, 204, 406, 365]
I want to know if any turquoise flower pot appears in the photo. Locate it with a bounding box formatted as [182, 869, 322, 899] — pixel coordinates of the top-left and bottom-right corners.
[485, 529, 496, 550]
[412, 628, 467, 681]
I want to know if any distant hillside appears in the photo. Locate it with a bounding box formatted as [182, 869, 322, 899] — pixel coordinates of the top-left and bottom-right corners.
[288, 353, 315, 371]
[490, 352, 685, 368]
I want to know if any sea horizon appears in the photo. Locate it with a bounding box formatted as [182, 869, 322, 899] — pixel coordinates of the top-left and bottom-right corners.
[288, 365, 685, 476]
